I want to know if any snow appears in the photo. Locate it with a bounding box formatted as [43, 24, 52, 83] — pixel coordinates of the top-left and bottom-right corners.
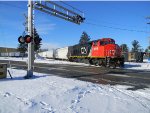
[125, 61, 150, 71]
[0, 57, 150, 112]
[0, 57, 89, 66]
[0, 68, 150, 113]
[1, 57, 150, 71]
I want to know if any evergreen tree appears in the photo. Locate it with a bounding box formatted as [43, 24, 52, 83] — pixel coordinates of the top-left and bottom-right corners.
[145, 46, 150, 52]
[131, 40, 141, 52]
[33, 28, 42, 52]
[79, 31, 90, 44]
[120, 44, 128, 52]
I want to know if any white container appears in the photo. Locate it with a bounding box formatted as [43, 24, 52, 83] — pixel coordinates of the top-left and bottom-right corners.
[54, 47, 68, 60]
[38, 50, 54, 58]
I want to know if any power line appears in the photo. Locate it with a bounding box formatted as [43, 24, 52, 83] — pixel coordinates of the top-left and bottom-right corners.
[84, 21, 150, 33]
[86, 17, 148, 29]
[58, 1, 149, 33]
[60, 1, 83, 14]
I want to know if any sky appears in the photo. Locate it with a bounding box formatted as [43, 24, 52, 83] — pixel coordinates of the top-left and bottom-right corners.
[0, 1, 150, 51]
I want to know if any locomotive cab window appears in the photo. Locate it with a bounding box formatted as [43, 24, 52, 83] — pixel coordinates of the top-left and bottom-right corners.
[100, 41, 108, 45]
[105, 41, 109, 45]
[93, 42, 98, 46]
[110, 39, 115, 44]
[100, 41, 104, 45]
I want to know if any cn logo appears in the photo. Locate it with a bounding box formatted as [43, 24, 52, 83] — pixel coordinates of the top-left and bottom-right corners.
[81, 47, 87, 54]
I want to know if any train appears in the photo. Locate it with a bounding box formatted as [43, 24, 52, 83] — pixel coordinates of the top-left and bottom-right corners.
[40, 38, 124, 68]
[67, 38, 124, 68]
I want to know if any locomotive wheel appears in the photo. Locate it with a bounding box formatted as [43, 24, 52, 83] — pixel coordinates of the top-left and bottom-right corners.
[89, 59, 93, 65]
[101, 59, 106, 67]
[98, 59, 103, 66]
[112, 63, 116, 69]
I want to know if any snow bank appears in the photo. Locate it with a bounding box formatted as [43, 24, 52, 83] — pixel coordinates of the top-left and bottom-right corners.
[124, 61, 150, 71]
[0, 69, 150, 113]
[1, 57, 150, 70]
[0, 57, 89, 66]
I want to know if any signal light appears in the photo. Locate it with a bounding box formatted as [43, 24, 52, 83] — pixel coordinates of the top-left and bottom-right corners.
[18, 36, 25, 44]
[24, 35, 32, 43]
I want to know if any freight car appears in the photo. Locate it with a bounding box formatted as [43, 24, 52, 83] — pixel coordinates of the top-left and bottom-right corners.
[68, 38, 124, 68]
[122, 52, 145, 62]
[54, 47, 69, 60]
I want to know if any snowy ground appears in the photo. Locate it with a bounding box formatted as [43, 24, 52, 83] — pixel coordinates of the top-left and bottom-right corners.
[0, 57, 89, 66]
[0, 57, 150, 71]
[0, 57, 150, 112]
[0, 68, 150, 113]
[124, 61, 150, 71]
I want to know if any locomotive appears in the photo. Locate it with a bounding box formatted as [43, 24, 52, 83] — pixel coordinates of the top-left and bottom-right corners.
[67, 38, 124, 68]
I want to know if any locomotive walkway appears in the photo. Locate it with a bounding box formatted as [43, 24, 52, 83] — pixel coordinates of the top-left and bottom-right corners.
[0, 60, 150, 91]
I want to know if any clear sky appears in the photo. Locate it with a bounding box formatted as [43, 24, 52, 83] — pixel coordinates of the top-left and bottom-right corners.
[0, 1, 150, 51]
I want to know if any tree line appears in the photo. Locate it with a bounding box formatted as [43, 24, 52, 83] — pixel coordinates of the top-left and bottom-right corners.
[79, 31, 150, 53]
[18, 29, 149, 54]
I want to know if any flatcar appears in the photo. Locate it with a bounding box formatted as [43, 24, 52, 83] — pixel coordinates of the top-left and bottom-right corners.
[68, 38, 124, 68]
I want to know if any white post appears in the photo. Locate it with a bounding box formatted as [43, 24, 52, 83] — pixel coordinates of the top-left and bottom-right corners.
[26, 0, 34, 78]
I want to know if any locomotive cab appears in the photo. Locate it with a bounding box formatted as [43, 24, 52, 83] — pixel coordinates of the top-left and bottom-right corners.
[91, 38, 118, 57]
[91, 38, 124, 67]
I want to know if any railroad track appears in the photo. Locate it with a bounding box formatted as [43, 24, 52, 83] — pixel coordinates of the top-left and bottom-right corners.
[1, 60, 150, 90]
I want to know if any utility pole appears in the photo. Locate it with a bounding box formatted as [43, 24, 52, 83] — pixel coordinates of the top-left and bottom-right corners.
[25, 0, 34, 78]
[146, 16, 150, 59]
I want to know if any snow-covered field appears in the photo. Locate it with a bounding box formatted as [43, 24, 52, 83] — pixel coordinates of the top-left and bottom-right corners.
[0, 57, 90, 66]
[125, 61, 150, 71]
[0, 57, 150, 113]
[0, 68, 150, 113]
[0, 57, 150, 70]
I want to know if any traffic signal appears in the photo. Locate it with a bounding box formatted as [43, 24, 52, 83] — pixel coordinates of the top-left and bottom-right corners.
[24, 35, 32, 43]
[18, 36, 25, 44]
[18, 35, 32, 44]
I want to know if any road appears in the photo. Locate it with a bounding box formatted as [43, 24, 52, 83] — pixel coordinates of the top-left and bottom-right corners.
[1, 60, 150, 90]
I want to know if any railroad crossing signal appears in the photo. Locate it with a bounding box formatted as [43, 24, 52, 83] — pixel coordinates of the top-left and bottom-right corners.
[25, 0, 85, 78]
[18, 35, 32, 44]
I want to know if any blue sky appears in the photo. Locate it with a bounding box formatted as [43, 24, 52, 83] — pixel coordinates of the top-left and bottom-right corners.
[0, 1, 150, 50]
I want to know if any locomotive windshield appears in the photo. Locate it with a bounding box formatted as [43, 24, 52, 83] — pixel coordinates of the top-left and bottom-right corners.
[100, 39, 115, 45]
[110, 39, 115, 44]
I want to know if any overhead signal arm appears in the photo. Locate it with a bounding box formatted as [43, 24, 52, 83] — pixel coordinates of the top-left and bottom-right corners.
[34, 1, 85, 24]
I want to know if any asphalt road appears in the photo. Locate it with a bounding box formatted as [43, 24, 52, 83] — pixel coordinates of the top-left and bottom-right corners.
[0, 60, 150, 90]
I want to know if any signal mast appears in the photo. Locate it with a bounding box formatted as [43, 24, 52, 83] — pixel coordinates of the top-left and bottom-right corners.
[24, 0, 85, 78]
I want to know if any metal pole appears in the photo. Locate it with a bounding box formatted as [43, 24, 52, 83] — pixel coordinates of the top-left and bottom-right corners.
[149, 37, 150, 58]
[26, 0, 34, 78]
[146, 17, 150, 59]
